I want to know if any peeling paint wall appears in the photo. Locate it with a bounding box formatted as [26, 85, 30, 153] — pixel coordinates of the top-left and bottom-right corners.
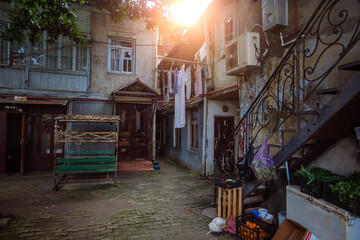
[205, 100, 240, 175]
[91, 12, 156, 94]
[312, 134, 360, 176]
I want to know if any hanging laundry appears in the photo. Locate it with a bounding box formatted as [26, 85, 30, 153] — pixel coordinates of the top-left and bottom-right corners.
[174, 67, 185, 128]
[168, 65, 173, 94]
[195, 63, 203, 96]
[178, 64, 186, 127]
[185, 66, 192, 99]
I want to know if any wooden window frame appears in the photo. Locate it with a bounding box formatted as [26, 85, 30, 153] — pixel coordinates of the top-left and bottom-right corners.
[190, 120, 199, 151]
[108, 37, 135, 74]
[174, 127, 181, 148]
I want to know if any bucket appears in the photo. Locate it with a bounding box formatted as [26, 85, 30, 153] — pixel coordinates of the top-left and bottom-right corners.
[278, 210, 286, 226]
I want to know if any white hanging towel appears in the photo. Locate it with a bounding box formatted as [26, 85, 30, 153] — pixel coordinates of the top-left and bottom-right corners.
[185, 66, 192, 99]
[174, 66, 186, 128]
[168, 66, 173, 94]
[174, 68, 180, 128]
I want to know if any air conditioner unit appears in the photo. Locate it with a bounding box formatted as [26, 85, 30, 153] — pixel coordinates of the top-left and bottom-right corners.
[225, 32, 260, 76]
[262, 0, 288, 31]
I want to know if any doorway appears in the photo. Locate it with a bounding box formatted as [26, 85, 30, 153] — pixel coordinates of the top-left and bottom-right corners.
[0, 111, 24, 173]
[214, 116, 235, 177]
[117, 103, 152, 161]
[5, 113, 22, 172]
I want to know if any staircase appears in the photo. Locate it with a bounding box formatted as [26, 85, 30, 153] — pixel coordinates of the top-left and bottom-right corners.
[215, 0, 360, 200]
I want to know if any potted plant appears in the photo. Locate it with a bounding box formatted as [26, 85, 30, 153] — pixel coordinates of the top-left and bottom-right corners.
[326, 171, 360, 215]
[294, 166, 340, 198]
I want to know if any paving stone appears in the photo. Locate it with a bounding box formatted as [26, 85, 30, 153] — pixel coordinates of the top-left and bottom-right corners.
[0, 158, 235, 240]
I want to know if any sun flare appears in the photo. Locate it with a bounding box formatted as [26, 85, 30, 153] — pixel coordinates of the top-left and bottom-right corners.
[170, 0, 213, 26]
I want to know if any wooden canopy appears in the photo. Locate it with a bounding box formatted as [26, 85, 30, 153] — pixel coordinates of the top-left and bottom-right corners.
[111, 78, 160, 104]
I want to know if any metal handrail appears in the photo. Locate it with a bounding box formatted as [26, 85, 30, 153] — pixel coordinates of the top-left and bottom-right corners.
[214, 0, 360, 178]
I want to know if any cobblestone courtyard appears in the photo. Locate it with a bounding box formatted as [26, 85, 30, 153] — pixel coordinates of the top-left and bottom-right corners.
[0, 158, 235, 239]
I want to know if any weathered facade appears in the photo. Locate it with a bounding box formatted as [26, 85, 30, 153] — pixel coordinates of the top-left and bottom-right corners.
[0, 3, 158, 173]
[157, 0, 360, 222]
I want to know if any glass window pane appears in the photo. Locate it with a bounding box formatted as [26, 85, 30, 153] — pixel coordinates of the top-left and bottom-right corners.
[111, 49, 121, 71]
[11, 41, 25, 66]
[120, 41, 132, 48]
[40, 123, 51, 154]
[76, 45, 87, 71]
[30, 37, 44, 67]
[124, 51, 131, 58]
[61, 37, 72, 70]
[123, 60, 128, 72]
[47, 42, 58, 69]
[27, 114, 39, 155]
[0, 22, 9, 65]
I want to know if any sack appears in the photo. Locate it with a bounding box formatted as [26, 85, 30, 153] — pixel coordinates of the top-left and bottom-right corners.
[226, 215, 236, 235]
[208, 217, 226, 233]
[250, 138, 276, 182]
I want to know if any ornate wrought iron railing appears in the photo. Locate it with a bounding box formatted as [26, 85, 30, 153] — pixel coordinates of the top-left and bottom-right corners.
[214, 0, 360, 178]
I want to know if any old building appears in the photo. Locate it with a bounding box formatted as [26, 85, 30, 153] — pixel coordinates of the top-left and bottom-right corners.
[157, 1, 360, 236]
[0, 3, 159, 173]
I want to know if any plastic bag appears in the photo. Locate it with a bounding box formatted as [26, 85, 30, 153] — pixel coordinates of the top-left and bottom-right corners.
[226, 215, 236, 235]
[250, 138, 276, 182]
[208, 217, 226, 233]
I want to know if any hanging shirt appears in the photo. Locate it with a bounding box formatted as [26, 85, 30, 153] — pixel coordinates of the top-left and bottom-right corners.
[185, 66, 192, 99]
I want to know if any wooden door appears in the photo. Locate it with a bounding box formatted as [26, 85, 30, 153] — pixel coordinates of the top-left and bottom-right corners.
[0, 112, 6, 173]
[25, 111, 64, 172]
[117, 104, 151, 161]
[214, 116, 235, 177]
[6, 113, 22, 173]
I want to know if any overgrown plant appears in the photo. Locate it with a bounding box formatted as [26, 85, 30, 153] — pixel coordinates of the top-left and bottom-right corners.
[0, 0, 178, 45]
[295, 166, 338, 184]
[330, 171, 360, 213]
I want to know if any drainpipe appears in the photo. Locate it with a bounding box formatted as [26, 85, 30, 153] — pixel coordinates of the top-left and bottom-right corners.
[202, 74, 208, 176]
[201, 20, 212, 176]
[152, 27, 159, 162]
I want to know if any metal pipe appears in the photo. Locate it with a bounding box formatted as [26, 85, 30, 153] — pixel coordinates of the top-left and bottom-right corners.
[152, 27, 159, 162]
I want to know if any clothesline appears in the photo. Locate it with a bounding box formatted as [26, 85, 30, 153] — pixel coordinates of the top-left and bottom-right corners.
[157, 56, 208, 67]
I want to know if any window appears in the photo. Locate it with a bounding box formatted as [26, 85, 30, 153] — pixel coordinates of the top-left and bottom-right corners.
[46, 41, 59, 69]
[11, 41, 25, 66]
[76, 44, 87, 71]
[189, 111, 199, 151]
[108, 38, 134, 74]
[30, 34, 44, 67]
[61, 37, 73, 70]
[224, 17, 233, 44]
[174, 127, 181, 148]
[43, 35, 88, 71]
[0, 22, 10, 65]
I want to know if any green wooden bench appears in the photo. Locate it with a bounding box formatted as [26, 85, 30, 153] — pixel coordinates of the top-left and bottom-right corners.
[54, 150, 117, 189]
[53, 115, 120, 190]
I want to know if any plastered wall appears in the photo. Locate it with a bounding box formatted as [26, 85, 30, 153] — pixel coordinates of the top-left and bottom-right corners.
[91, 12, 156, 94]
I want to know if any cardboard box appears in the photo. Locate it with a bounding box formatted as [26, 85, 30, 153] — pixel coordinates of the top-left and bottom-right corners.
[272, 219, 319, 240]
